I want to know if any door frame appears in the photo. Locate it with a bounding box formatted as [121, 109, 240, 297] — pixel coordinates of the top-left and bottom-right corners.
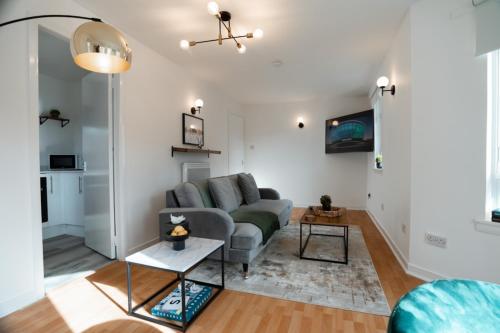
[27, 21, 122, 295]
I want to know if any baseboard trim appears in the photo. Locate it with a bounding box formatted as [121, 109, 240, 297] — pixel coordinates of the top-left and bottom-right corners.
[0, 288, 44, 318]
[42, 224, 84, 239]
[366, 210, 409, 271]
[366, 210, 445, 282]
[127, 237, 159, 256]
[407, 262, 446, 282]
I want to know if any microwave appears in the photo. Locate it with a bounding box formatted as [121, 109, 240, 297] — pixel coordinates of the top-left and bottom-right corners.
[49, 155, 80, 170]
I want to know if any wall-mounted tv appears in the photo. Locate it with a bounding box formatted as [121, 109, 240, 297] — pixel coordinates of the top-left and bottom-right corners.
[325, 109, 374, 154]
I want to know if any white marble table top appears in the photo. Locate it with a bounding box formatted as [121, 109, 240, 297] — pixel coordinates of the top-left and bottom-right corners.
[125, 237, 224, 273]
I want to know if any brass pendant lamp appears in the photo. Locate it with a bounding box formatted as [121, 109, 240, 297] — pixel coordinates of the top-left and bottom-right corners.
[0, 15, 132, 74]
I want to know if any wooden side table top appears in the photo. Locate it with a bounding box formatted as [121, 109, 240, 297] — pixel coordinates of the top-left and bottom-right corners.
[300, 207, 349, 227]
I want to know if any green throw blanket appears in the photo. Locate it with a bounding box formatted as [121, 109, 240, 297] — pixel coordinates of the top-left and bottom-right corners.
[229, 210, 280, 244]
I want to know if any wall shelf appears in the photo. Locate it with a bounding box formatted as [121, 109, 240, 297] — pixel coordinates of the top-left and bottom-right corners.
[171, 146, 221, 158]
[39, 115, 70, 128]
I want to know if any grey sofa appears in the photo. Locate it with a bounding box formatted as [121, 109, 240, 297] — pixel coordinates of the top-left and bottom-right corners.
[159, 173, 293, 277]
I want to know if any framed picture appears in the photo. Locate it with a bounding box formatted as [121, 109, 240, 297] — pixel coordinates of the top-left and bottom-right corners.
[182, 113, 204, 147]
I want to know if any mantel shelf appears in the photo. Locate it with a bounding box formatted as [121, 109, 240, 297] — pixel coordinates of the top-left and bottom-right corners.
[171, 146, 222, 158]
[39, 115, 70, 128]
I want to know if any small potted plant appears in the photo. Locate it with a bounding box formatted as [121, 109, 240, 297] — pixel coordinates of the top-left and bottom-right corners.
[320, 195, 332, 211]
[375, 154, 383, 169]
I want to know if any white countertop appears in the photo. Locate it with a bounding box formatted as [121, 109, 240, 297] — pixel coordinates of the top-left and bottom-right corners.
[125, 237, 224, 273]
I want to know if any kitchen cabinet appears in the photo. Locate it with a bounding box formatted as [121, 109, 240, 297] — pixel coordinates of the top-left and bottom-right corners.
[43, 171, 84, 226]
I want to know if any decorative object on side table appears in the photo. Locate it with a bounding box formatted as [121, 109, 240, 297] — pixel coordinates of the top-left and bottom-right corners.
[311, 206, 345, 218]
[182, 113, 204, 147]
[320, 194, 332, 211]
[375, 154, 383, 169]
[165, 215, 190, 250]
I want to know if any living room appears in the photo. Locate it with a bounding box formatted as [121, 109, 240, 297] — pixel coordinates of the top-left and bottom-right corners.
[1, 0, 499, 332]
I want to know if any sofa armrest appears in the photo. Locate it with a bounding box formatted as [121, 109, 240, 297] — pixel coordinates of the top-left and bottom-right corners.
[159, 208, 235, 259]
[258, 188, 281, 200]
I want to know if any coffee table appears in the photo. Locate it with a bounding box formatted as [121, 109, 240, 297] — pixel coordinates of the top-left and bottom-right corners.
[299, 207, 349, 264]
[125, 237, 224, 332]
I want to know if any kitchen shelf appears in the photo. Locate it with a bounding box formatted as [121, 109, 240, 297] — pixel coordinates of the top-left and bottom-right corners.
[39, 115, 70, 128]
[171, 146, 221, 158]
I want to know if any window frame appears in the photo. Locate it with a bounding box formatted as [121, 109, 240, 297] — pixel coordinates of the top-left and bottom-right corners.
[487, 50, 500, 210]
[372, 94, 383, 170]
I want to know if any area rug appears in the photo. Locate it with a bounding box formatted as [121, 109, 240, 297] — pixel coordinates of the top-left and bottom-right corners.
[188, 224, 391, 316]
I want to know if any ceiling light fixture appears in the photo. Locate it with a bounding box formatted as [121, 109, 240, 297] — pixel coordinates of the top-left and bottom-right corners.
[180, 2, 263, 54]
[0, 15, 132, 74]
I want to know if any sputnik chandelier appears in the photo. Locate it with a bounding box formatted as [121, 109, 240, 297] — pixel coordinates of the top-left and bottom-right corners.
[179, 1, 263, 54]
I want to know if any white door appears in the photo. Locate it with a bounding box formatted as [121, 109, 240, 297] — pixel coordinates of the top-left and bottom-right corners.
[228, 113, 245, 174]
[81, 73, 115, 259]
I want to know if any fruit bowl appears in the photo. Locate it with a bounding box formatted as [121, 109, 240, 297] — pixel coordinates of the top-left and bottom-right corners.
[164, 221, 190, 250]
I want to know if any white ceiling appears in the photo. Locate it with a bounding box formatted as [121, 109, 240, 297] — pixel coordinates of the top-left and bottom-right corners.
[76, 0, 415, 104]
[38, 28, 89, 81]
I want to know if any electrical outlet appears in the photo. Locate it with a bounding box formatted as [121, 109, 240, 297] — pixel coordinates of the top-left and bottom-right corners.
[401, 224, 407, 234]
[425, 232, 447, 248]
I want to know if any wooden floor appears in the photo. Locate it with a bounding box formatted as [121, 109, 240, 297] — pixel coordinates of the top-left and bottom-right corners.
[0, 209, 422, 333]
[44, 235, 112, 291]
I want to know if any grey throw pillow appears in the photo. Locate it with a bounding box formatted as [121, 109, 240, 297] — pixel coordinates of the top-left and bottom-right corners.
[238, 173, 261, 204]
[208, 177, 240, 212]
[174, 183, 205, 208]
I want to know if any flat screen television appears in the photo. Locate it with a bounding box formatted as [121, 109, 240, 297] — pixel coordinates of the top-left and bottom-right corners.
[325, 109, 374, 154]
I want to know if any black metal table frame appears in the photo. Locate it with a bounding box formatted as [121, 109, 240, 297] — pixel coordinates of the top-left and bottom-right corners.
[126, 244, 224, 332]
[299, 222, 349, 264]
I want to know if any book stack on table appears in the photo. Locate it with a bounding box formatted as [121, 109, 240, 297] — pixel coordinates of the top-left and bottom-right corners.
[151, 281, 212, 323]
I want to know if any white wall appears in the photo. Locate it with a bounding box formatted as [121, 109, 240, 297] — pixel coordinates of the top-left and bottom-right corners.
[0, 0, 242, 316]
[366, 14, 412, 262]
[243, 96, 370, 208]
[39, 74, 82, 169]
[117, 34, 242, 256]
[408, 0, 499, 282]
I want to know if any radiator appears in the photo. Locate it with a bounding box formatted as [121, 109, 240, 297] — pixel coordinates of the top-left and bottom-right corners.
[182, 162, 210, 182]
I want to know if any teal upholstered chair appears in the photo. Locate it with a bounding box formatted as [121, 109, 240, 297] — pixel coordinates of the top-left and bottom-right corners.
[388, 279, 500, 333]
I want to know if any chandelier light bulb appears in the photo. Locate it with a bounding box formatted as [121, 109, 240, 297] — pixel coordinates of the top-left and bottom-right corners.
[253, 28, 264, 39]
[179, 40, 190, 50]
[207, 2, 220, 15]
[237, 44, 247, 54]
[377, 76, 389, 88]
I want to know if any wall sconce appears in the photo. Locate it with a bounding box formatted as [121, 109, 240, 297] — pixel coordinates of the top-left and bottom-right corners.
[190, 98, 204, 114]
[297, 117, 304, 129]
[377, 76, 396, 96]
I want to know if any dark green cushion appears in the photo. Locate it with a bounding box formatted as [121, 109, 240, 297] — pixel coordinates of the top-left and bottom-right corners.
[230, 209, 279, 244]
[189, 179, 215, 208]
[388, 279, 500, 333]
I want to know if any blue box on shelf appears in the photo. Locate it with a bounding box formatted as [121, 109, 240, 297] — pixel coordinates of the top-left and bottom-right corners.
[151, 282, 212, 323]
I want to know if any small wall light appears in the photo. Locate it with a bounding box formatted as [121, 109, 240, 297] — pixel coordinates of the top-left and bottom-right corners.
[377, 76, 396, 96]
[297, 117, 304, 129]
[190, 98, 204, 114]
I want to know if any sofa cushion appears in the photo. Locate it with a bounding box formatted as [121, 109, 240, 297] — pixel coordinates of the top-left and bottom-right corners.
[208, 177, 239, 212]
[174, 183, 204, 208]
[238, 173, 261, 204]
[230, 209, 279, 244]
[190, 179, 215, 208]
[231, 223, 263, 250]
[228, 174, 244, 205]
[237, 199, 293, 227]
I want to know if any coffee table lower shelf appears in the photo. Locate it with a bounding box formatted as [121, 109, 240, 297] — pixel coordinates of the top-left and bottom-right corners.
[126, 244, 224, 332]
[299, 222, 349, 264]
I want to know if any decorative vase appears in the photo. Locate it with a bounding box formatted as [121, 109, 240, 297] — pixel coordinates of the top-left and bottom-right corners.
[172, 240, 186, 251]
[376, 161, 382, 169]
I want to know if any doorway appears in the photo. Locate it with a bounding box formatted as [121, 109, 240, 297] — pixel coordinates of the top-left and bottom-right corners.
[37, 28, 117, 291]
